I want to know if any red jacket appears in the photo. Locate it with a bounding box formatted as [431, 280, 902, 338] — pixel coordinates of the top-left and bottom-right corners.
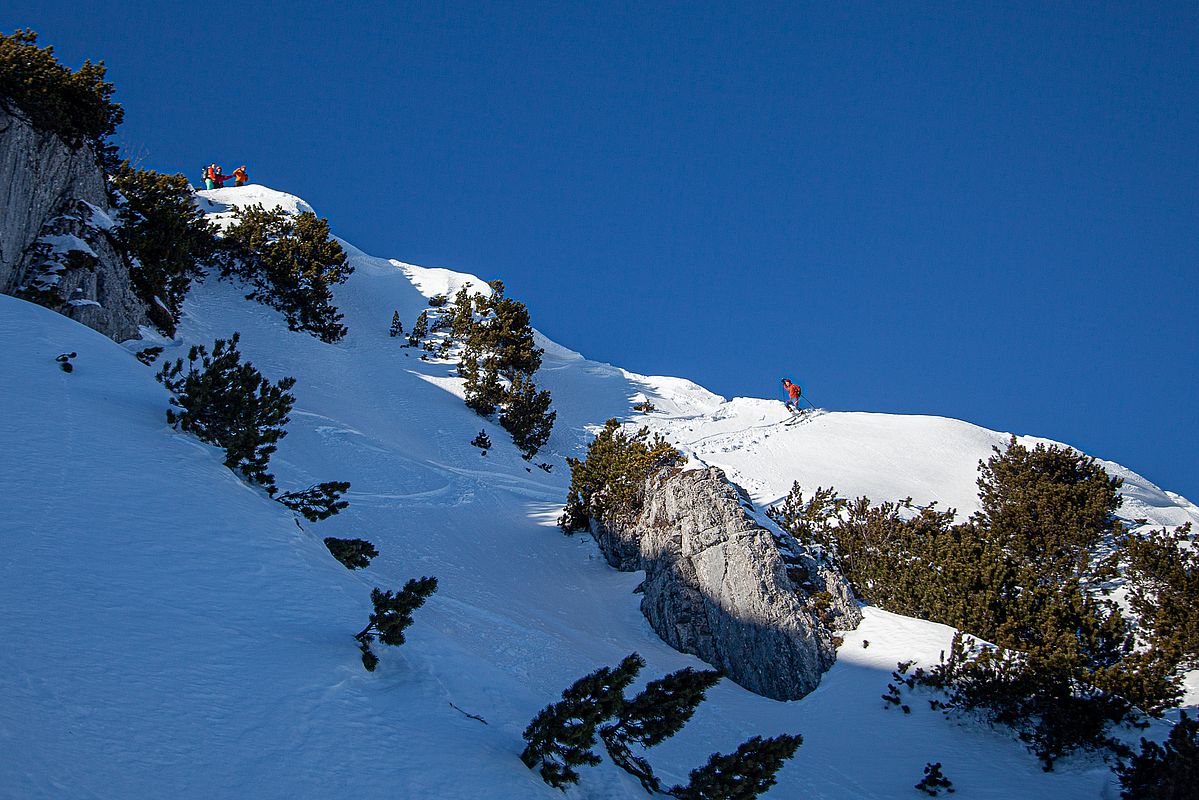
[785, 382, 801, 400]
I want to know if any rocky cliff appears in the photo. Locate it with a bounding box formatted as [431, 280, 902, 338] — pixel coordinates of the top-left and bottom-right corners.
[591, 466, 862, 701]
[0, 105, 146, 340]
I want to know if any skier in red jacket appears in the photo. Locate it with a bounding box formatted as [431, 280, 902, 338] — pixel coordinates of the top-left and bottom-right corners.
[781, 378, 803, 412]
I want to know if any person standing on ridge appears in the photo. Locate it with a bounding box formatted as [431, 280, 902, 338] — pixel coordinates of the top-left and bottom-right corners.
[232, 165, 248, 186]
[781, 378, 803, 413]
[203, 163, 217, 190]
[212, 165, 231, 188]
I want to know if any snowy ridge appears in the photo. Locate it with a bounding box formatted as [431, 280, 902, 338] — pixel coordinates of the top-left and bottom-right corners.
[631, 397, 1198, 531]
[1, 184, 1194, 799]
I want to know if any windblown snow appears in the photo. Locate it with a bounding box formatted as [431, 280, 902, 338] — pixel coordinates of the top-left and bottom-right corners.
[1, 184, 1195, 799]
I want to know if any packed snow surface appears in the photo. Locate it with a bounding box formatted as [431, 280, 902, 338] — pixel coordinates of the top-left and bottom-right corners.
[2, 184, 1195, 799]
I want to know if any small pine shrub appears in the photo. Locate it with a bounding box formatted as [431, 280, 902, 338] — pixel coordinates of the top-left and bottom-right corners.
[448, 284, 477, 340]
[156, 333, 295, 493]
[110, 163, 218, 335]
[407, 310, 428, 348]
[772, 438, 1187, 768]
[277, 481, 350, 521]
[1115, 524, 1199, 671]
[1116, 712, 1199, 799]
[669, 734, 803, 800]
[522, 654, 789, 794]
[600, 667, 721, 792]
[915, 762, 955, 796]
[389, 310, 403, 338]
[354, 577, 438, 671]
[428, 293, 448, 307]
[324, 537, 378, 570]
[471, 429, 491, 452]
[520, 654, 644, 789]
[135, 346, 163, 366]
[560, 419, 682, 532]
[633, 399, 656, 413]
[0, 29, 123, 167]
[500, 374, 556, 460]
[222, 205, 352, 342]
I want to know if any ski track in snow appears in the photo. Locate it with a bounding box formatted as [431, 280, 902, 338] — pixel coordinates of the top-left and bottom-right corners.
[2, 184, 1195, 799]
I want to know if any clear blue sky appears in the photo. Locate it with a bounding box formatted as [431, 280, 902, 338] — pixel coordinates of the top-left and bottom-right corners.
[7, 2, 1198, 501]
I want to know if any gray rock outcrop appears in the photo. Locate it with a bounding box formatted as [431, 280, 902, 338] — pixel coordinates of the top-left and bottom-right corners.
[591, 466, 861, 701]
[0, 105, 147, 340]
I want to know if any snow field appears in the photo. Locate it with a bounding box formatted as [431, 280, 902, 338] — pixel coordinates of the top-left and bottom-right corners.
[2, 184, 1195, 798]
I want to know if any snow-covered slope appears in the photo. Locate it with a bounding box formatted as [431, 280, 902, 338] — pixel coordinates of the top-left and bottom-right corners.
[2, 184, 1195, 799]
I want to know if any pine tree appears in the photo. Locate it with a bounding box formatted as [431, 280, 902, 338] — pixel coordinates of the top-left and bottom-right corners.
[449, 285, 476, 340]
[0, 29, 124, 167]
[471, 429, 492, 453]
[520, 653, 644, 789]
[277, 481, 350, 521]
[915, 762, 955, 796]
[136, 346, 163, 366]
[771, 438, 1186, 767]
[407, 310, 429, 347]
[500, 374, 556, 459]
[600, 667, 722, 792]
[460, 344, 503, 416]
[222, 205, 353, 342]
[110, 163, 218, 335]
[354, 577, 438, 671]
[157, 333, 295, 493]
[1117, 712, 1199, 799]
[1116, 523, 1199, 671]
[324, 537, 378, 570]
[561, 419, 682, 532]
[669, 734, 803, 800]
[389, 310, 403, 338]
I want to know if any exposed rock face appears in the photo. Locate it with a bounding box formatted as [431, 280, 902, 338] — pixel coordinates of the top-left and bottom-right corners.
[592, 466, 861, 701]
[0, 105, 146, 340]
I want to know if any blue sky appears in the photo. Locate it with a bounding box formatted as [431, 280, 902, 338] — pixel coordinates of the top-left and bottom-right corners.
[6, 2, 1197, 500]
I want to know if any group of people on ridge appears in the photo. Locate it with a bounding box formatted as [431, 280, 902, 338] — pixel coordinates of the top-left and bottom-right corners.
[202, 163, 248, 190]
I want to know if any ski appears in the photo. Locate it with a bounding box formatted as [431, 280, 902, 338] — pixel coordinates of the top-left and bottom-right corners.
[783, 408, 823, 426]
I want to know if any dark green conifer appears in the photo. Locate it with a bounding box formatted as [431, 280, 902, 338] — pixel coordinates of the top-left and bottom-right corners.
[389, 310, 403, 337]
[561, 420, 682, 532]
[1115, 523, 1199, 671]
[222, 205, 352, 342]
[277, 481, 350, 521]
[135, 346, 163, 366]
[1116, 712, 1199, 799]
[324, 537, 378, 570]
[915, 762, 955, 796]
[407, 310, 428, 347]
[601, 667, 722, 792]
[157, 333, 294, 493]
[0, 29, 123, 167]
[500, 374, 556, 459]
[471, 429, 492, 453]
[669, 734, 803, 800]
[354, 577, 438, 671]
[110, 163, 218, 335]
[520, 653, 644, 789]
[449, 285, 476, 340]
